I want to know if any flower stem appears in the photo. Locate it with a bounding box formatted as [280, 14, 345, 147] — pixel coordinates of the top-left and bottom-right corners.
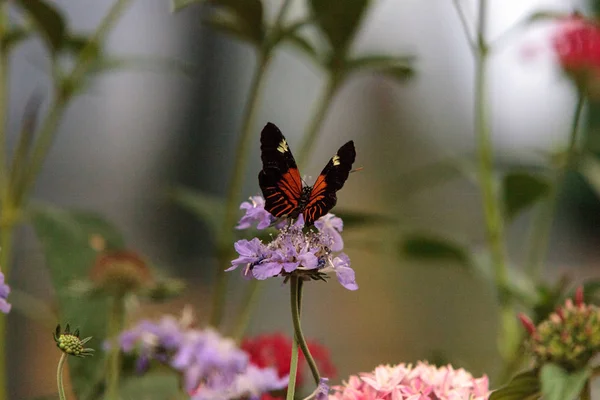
[470, 0, 513, 360]
[525, 93, 585, 279]
[210, 53, 272, 328]
[0, 3, 11, 398]
[581, 380, 591, 400]
[286, 277, 301, 400]
[296, 75, 339, 169]
[105, 295, 125, 400]
[19, 0, 134, 203]
[290, 276, 320, 386]
[57, 353, 68, 400]
[231, 280, 262, 343]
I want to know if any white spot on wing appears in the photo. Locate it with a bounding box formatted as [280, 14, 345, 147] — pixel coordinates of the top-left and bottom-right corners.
[277, 139, 289, 153]
[332, 154, 340, 166]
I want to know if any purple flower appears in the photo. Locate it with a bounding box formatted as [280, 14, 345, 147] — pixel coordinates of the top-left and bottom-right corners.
[228, 238, 270, 272]
[116, 309, 285, 399]
[228, 196, 358, 290]
[324, 253, 358, 291]
[316, 378, 330, 400]
[236, 196, 274, 230]
[0, 271, 11, 314]
[315, 214, 344, 252]
[191, 364, 288, 400]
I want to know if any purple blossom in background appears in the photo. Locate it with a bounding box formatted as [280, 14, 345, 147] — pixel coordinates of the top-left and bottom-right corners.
[236, 196, 273, 230]
[116, 310, 286, 398]
[192, 365, 288, 400]
[0, 271, 11, 314]
[315, 378, 330, 400]
[229, 203, 358, 290]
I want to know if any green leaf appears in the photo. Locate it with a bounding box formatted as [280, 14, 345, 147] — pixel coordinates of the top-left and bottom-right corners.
[91, 55, 196, 77]
[169, 187, 225, 237]
[309, 0, 370, 53]
[15, 0, 66, 52]
[119, 373, 182, 400]
[333, 209, 396, 228]
[490, 369, 540, 400]
[540, 364, 590, 400]
[1, 27, 32, 52]
[207, 0, 264, 44]
[502, 172, 551, 220]
[170, 0, 202, 12]
[346, 54, 415, 81]
[400, 233, 471, 268]
[284, 33, 320, 62]
[60, 34, 101, 59]
[30, 203, 125, 399]
[526, 11, 573, 23]
[578, 154, 600, 198]
[203, 10, 260, 46]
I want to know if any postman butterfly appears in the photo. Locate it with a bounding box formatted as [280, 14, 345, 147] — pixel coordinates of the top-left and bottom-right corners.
[258, 122, 356, 226]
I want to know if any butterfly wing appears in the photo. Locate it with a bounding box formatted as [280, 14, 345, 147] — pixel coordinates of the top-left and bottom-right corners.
[303, 141, 356, 225]
[258, 122, 303, 218]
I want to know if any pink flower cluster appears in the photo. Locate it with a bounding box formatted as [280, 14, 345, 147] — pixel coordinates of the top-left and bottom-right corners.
[552, 15, 600, 75]
[329, 362, 489, 400]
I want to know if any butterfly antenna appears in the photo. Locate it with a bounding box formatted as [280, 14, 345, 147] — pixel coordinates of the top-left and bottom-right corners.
[350, 166, 364, 174]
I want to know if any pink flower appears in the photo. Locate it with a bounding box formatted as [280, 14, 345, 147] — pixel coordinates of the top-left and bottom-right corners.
[330, 362, 489, 400]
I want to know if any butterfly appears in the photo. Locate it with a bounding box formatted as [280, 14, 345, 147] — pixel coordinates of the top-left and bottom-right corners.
[258, 122, 356, 226]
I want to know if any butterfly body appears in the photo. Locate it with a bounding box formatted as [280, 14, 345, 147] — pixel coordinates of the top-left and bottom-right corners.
[258, 122, 356, 225]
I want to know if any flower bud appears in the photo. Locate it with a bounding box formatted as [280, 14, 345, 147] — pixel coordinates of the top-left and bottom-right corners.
[522, 293, 600, 370]
[53, 324, 94, 358]
[90, 250, 153, 296]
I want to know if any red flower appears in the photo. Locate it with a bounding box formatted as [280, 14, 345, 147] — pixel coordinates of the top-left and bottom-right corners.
[241, 333, 337, 389]
[553, 15, 600, 80]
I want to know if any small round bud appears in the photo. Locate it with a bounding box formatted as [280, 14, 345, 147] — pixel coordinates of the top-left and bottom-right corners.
[53, 324, 94, 358]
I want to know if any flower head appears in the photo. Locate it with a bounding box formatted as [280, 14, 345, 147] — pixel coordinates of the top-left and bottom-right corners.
[0, 271, 10, 314]
[53, 324, 94, 358]
[90, 250, 153, 295]
[552, 15, 600, 96]
[228, 213, 357, 290]
[241, 333, 336, 388]
[520, 286, 600, 371]
[117, 309, 287, 398]
[330, 362, 489, 400]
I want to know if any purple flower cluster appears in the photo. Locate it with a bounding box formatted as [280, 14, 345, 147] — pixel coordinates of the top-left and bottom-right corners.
[116, 309, 288, 399]
[229, 196, 358, 290]
[0, 271, 10, 314]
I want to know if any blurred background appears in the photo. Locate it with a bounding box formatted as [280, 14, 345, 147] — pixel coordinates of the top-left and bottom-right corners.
[5, 0, 600, 398]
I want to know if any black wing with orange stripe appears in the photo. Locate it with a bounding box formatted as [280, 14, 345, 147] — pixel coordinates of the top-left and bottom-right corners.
[258, 123, 303, 219]
[303, 141, 356, 225]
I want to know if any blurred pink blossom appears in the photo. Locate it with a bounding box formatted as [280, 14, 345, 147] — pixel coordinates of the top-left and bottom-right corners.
[330, 362, 489, 400]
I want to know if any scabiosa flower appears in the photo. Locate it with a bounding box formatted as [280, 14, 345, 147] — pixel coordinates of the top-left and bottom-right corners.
[53, 324, 94, 357]
[116, 309, 287, 398]
[0, 271, 10, 314]
[330, 362, 489, 400]
[519, 286, 600, 371]
[241, 333, 336, 388]
[90, 250, 153, 295]
[229, 213, 357, 290]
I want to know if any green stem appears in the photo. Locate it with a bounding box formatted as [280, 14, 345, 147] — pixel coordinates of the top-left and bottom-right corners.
[0, 1, 9, 201]
[209, 53, 272, 328]
[105, 295, 125, 400]
[231, 280, 262, 343]
[20, 0, 134, 203]
[525, 93, 585, 279]
[296, 75, 339, 169]
[290, 276, 320, 386]
[57, 353, 68, 400]
[286, 278, 301, 400]
[581, 380, 591, 400]
[472, 0, 513, 360]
